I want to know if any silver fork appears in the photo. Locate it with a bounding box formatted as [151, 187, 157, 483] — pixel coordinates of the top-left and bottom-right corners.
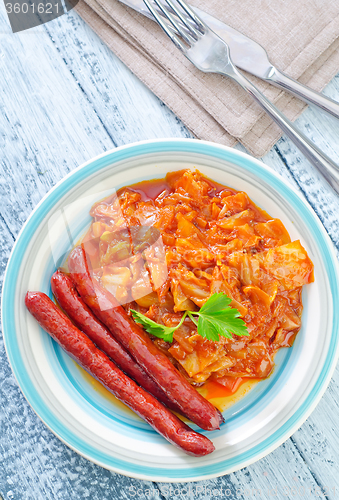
[143, 0, 339, 194]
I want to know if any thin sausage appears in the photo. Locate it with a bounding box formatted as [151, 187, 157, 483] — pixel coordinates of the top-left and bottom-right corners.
[68, 245, 224, 431]
[51, 270, 185, 414]
[25, 291, 215, 456]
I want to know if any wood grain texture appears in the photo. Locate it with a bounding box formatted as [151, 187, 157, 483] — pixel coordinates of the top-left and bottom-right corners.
[0, 4, 339, 499]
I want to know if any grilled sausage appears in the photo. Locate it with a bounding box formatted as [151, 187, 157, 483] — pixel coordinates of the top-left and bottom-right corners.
[25, 291, 215, 456]
[68, 245, 224, 431]
[51, 270, 185, 414]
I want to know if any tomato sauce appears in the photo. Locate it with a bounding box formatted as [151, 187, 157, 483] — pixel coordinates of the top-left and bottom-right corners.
[81, 168, 314, 404]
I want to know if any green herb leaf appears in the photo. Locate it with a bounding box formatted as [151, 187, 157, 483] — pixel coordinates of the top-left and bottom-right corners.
[197, 309, 249, 340]
[197, 315, 220, 342]
[131, 293, 249, 343]
[130, 309, 177, 343]
[199, 292, 232, 315]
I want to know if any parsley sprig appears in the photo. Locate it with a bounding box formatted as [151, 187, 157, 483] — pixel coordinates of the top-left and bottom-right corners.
[131, 293, 249, 343]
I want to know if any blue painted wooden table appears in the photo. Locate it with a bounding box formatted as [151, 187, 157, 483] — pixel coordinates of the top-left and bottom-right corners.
[1, 4, 339, 499]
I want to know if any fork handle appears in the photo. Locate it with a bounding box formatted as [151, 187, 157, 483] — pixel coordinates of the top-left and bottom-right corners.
[228, 67, 339, 194]
[267, 68, 339, 120]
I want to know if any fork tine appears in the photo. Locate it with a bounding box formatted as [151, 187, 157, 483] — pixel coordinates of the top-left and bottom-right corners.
[174, 0, 206, 33]
[153, 0, 196, 46]
[164, 0, 201, 39]
[142, 1, 192, 40]
[144, 0, 191, 53]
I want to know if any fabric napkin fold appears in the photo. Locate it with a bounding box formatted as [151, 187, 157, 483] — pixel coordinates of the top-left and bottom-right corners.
[75, 0, 339, 156]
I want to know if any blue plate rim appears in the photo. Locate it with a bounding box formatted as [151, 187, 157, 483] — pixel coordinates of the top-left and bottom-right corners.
[2, 138, 339, 482]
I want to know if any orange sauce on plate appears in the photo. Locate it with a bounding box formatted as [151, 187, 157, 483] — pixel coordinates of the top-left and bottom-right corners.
[197, 378, 259, 412]
[76, 363, 259, 417]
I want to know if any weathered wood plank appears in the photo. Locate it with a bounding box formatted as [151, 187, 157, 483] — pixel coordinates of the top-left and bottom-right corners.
[0, 358, 161, 500]
[42, 10, 193, 145]
[233, 79, 339, 497]
[156, 436, 333, 499]
[0, 217, 160, 499]
[0, 6, 192, 238]
[257, 84, 339, 493]
[271, 77, 339, 251]
[258, 83, 339, 496]
[0, 8, 186, 500]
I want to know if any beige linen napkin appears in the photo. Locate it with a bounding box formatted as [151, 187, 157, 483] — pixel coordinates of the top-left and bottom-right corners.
[75, 0, 339, 156]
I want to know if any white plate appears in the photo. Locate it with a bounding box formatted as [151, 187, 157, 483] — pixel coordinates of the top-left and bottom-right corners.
[2, 139, 339, 482]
